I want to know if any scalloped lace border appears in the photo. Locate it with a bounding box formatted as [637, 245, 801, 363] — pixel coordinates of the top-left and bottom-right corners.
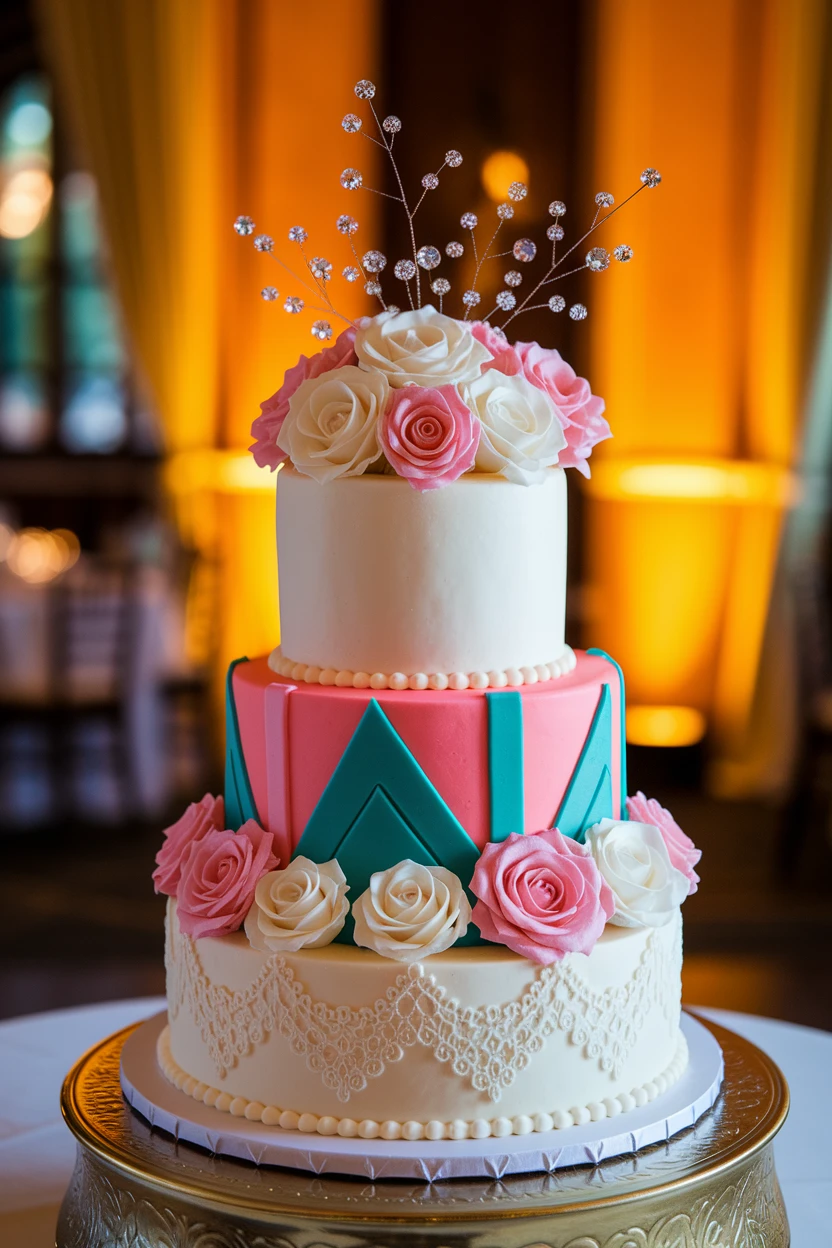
[157, 1026, 688, 1141]
[267, 644, 577, 691]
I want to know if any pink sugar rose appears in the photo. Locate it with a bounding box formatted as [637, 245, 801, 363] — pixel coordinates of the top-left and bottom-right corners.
[513, 342, 611, 478]
[470, 321, 524, 376]
[153, 794, 224, 898]
[380, 383, 480, 490]
[626, 792, 701, 895]
[176, 821, 279, 939]
[249, 326, 358, 470]
[470, 828, 614, 965]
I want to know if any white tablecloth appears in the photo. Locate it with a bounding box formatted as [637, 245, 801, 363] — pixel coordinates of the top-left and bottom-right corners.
[0, 998, 827, 1246]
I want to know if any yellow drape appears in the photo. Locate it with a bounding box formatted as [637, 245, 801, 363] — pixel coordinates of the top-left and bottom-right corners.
[37, 0, 378, 675]
[587, 0, 827, 791]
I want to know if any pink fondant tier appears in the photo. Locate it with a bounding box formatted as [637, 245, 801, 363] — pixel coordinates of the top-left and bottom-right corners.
[233, 650, 623, 862]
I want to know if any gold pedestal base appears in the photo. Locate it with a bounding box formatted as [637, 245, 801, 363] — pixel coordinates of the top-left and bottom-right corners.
[57, 1014, 789, 1248]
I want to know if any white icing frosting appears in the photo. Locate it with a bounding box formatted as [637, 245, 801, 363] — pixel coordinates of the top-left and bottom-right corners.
[268, 644, 577, 690]
[351, 861, 471, 962]
[157, 1024, 688, 1140]
[275, 468, 569, 679]
[585, 819, 690, 929]
[164, 901, 683, 1130]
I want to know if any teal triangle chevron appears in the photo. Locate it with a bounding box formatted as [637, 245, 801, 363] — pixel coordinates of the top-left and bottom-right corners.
[293, 699, 483, 945]
[486, 690, 525, 842]
[225, 658, 260, 830]
[587, 648, 627, 813]
[553, 682, 613, 842]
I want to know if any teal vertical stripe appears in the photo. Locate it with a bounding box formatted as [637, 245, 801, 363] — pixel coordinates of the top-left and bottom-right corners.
[225, 657, 260, 829]
[588, 648, 627, 813]
[486, 691, 525, 842]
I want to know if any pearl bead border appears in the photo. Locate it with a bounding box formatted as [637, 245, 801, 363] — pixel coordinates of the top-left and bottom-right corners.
[157, 1026, 688, 1142]
[267, 645, 577, 691]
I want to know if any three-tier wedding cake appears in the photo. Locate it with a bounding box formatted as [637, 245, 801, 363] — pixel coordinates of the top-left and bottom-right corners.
[150, 79, 701, 1151]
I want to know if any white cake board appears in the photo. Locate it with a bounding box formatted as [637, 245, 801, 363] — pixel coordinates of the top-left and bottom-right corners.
[120, 1011, 723, 1181]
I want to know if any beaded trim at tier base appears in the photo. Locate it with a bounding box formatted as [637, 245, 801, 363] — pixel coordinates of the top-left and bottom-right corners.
[267, 645, 577, 691]
[156, 1026, 688, 1142]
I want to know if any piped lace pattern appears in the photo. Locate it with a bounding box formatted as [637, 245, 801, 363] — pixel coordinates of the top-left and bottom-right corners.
[166, 908, 682, 1105]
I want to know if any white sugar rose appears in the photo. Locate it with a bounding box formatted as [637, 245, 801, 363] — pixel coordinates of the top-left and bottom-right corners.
[352, 860, 471, 962]
[584, 820, 689, 929]
[355, 305, 491, 388]
[463, 367, 566, 485]
[277, 365, 388, 482]
[244, 857, 349, 952]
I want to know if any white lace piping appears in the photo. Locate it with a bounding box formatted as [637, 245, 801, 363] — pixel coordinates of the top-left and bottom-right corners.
[157, 1024, 688, 1141]
[165, 906, 682, 1107]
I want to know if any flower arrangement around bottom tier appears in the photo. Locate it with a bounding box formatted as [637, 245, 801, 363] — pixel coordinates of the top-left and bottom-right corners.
[154, 791, 700, 963]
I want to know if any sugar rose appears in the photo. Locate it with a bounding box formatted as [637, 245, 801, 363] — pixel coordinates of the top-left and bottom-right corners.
[352, 860, 471, 962]
[464, 368, 567, 485]
[380, 383, 479, 490]
[355, 306, 491, 388]
[277, 364, 388, 482]
[153, 794, 224, 898]
[514, 342, 611, 478]
[244, 857, 349, 952]
[625, 792, 701, 895]
[176, 821, 279, 940]
[584, 819, 689, 928]
[470, 828, 614, 965]
[250, 327, 357, 471]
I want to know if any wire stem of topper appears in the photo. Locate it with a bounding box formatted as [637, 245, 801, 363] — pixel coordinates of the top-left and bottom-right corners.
[233, 77, 661, 342]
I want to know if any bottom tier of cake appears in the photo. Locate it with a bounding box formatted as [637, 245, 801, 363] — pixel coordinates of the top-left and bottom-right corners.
[163, 901, 686, 1141]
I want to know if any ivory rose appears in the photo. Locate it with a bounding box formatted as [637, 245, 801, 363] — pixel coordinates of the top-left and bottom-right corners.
[584, 819, 689, 929]
[513, 342, 611, 478]
[277, 364, 388, 482]
[244, 857, 349, 952]
[249, 327, 358, 470]
[380, 383, 479, 490]
[625, 792, 701, 895]
[176, 821, 279, 939]
[352, 860, 471, 962]
[464, 368, 567, 485]
[355, 306, 491, 388]
[153, 794, 224, 898]
[470, 828, 614, 965]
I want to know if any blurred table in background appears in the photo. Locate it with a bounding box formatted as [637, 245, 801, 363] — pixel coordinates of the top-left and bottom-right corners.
[0, 998, 826, 1247]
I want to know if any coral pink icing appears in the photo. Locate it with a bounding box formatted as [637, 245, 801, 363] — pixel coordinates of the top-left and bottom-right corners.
[513, 342, 611, 477]
[153, 794, 225, 898]
[176, 821, 279, 939]
[232, 654, 622, 853]
[249, 327, 358, 470]
[626, 791, 701, 895]
[470, 828, 614, 965]
[380, 384, 479, 490]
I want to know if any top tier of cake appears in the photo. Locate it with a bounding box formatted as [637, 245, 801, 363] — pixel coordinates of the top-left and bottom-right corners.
[275, 467, 569, 683]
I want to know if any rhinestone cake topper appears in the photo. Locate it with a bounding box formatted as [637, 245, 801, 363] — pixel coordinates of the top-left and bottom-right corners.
[234, 79, 661, 341]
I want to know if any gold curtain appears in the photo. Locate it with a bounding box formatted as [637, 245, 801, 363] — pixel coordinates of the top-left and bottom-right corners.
[37, 0, 378, 676]
[586, 0, 828, 793]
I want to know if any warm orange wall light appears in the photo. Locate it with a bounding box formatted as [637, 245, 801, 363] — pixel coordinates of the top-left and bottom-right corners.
[481, 151, 530, 203]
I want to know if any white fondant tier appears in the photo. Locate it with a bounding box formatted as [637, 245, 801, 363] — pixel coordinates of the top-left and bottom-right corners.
[275, 467, 568, 678]
[165, 902, 684, 1136]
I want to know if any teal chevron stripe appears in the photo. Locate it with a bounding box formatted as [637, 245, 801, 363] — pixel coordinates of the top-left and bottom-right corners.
[553, 682, 613, 841]
[225, 658, 260, 829]
[587, 648, 627, 813]
[486, 690, 525, 842]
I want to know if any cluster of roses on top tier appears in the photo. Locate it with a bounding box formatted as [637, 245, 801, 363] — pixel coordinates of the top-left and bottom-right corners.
[154, 792, 700, 966]
[249, 306, 611, 489]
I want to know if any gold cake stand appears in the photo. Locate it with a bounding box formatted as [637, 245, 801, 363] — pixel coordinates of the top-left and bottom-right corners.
[56, 1013, 790, 1248]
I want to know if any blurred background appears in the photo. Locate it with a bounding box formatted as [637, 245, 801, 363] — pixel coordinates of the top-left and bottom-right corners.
[0, 0, 830, 1026]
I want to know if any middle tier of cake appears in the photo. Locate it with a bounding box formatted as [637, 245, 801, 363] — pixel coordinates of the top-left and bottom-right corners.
[229, 649, 625, 870]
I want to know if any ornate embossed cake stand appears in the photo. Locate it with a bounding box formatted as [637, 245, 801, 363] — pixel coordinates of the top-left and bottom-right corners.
[57, 1013, 789, 1248]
